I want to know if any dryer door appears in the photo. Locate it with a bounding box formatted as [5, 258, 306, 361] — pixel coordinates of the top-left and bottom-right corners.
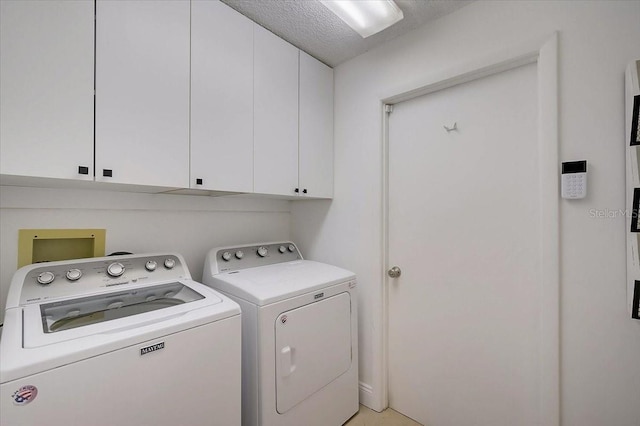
[275, 292, 352, 413]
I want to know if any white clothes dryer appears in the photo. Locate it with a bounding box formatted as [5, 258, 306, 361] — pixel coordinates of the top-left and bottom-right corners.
[0, 253, 241, 426]
[202, 242, 358, 426]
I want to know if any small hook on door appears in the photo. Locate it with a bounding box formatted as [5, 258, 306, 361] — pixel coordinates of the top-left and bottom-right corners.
[443, 122, 457, 132]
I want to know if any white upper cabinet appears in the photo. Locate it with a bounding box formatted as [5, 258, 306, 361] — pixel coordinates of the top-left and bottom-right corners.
[253, 25, 300, 197]
[191, 0, 254, 193]
[299, 52, 334, 198]
[0, 0, 94, 180]
[95, 0, 190, 188]
[1, 0, 333, 198]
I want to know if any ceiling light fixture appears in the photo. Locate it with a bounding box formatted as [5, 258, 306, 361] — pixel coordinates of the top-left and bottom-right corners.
[319, 0, 404, 38]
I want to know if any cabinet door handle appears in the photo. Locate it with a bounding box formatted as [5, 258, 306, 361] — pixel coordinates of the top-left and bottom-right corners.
[302, 188, 308, 194]
[196, 178, 203, 185]
[78, 166, 89, 175]
[103, 169, 113, 177]
[294, 188, 299, 193]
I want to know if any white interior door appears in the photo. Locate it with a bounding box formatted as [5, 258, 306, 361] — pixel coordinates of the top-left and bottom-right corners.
[387, 63, 541, 426]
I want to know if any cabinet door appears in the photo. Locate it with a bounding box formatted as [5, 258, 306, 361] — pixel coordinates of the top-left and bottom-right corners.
[191, 0, 253, 192]
[299, 52, 334, 198]
[0, 0, 94, 180]
[95, 0, 189, 188]
[253, 25, 299, 196]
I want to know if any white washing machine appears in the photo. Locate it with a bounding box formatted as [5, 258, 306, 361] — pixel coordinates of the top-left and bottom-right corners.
[0, 253, 241, 425]
[202, 242, 358, 426]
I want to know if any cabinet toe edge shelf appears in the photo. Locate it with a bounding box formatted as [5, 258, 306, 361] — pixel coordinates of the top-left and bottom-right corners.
[0, 174, 333, 200]
[0, 174, 184, 195]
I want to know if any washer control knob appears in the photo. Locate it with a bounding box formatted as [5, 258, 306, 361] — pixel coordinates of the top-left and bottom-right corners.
[145, 260, 157, 271]
[221, 251, 232, 261]
[37, 271, 55, 285]
[257, 246, 268, 257]
[288, 244, 296, 252]
[66, 268, 82, 281]
[279, 245, 286, 254]
[107, 262, 125, 277]
[164, 258, 176, 269]
[235, 250, 244, 260]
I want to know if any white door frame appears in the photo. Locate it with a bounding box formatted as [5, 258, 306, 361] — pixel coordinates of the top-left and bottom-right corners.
[378, 33, 559, 426]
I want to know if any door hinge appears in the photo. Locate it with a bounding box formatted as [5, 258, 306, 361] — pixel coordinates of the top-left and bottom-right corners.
[385, 104, 394, 113]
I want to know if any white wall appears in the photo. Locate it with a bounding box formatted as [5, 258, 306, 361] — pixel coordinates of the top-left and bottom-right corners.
[291, 1, 640, 424]
[0, 186, 291, 324]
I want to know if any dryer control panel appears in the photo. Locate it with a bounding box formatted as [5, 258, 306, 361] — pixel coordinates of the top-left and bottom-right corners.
[14, 254, 189, 306]
[214, 242, 302, 273]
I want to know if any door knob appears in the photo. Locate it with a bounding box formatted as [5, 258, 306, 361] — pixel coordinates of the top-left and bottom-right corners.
[388, 266, 401, 278]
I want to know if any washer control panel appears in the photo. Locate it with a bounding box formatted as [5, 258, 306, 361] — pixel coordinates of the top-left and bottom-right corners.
[18, 254, 188, 305]
[216, 242, 301, 273]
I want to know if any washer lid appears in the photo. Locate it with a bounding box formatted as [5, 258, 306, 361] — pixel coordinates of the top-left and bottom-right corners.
[21, 280, 230, 349]
[209, 260, 355, 306]
[40, 281, 204, 334]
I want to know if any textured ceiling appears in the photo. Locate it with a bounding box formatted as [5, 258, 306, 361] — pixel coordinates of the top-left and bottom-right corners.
[220, 0, 472, 67]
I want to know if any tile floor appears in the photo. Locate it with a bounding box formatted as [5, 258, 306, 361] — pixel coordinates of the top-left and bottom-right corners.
[344, 405, 422, 426]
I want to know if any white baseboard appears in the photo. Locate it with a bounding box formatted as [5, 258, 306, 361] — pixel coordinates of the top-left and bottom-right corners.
[359, 381, 384, 412]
